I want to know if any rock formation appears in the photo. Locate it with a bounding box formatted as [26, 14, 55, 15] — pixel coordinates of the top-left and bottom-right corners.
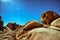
[0, 16, 4, 31]
[0, 16, 3, 27]
[16, 20, 43, 40]
[51, 18, 60, 28]
[0, 26, 16, 40]
[41, 11, 59, 25]
[23, 20, 43, 31]
[7, 22, 20, 30]
[16, 28, 60, 40]
[0, 11, 60, 40]
[16, 11, 60, 40]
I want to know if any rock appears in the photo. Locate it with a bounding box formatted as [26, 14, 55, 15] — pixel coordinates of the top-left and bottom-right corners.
[0, 16, 4, 31]
[23, 20, 43, 31]
[0, 27, 16, 40]
[17, 28, 60, 40]
[51, 18, 60, 28]
[7, 22, 21, 31]
[41, 11, 59, 25]
[16, 26, 26, 40]
[49, 26, 60, 31]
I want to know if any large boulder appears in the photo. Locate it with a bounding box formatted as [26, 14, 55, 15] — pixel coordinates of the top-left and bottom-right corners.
[16, 28, 60, 40]
[41, 11, 59, 25]
[51, 18, 60, 28]
[23, 20, 43, 31]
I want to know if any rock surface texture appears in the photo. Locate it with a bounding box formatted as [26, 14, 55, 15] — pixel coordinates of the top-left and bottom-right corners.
[51, 18, 60, 28]
[16, 28, 60, 40]
[0, 27, 16, 40]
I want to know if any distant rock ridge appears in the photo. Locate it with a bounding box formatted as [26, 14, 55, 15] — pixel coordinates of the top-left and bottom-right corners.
[6, 22, 21, 31]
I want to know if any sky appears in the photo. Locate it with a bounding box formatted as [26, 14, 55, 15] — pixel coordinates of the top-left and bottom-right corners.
[0, 0, 60, 26]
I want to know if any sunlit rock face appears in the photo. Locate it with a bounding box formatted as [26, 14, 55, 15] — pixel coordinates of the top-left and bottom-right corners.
[23, 20, 43, 31]
[51, 18, 60, 28]
[16, 28, 60, 40]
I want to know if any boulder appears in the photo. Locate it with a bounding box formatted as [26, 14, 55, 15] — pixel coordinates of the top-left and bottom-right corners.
[23, 20, 43, 31]
[41, 11, 59, 25]
[16, 28, 60, 40]
[51, 18, 60, 28]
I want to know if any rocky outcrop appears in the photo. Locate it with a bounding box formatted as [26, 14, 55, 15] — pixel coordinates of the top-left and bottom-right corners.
[23, 20, 43, 31]
[0, 16, 4, 31]
[0, 27, 16, 40]
[41, 11, 59, 25]
[7, 22, 21, 30]
[16, 28, 60, 40]
[16, 19, 60, 40]
[0, 11, 60, 40]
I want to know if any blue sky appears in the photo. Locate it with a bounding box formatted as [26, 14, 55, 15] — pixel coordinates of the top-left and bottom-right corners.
[0, 0, 60, 26]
